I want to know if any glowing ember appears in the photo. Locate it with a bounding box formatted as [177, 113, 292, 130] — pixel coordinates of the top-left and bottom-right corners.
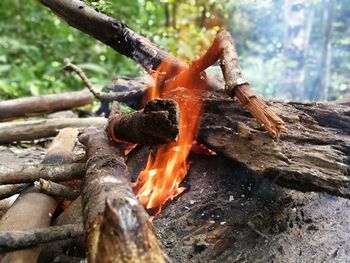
[132, 63, 207, 216]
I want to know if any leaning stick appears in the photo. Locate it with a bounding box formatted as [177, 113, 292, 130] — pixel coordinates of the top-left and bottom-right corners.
[34, 179, 80, 200]
[0, 224, 83, 252]
[0, 163, 85, 184]
[198, 29, 286, 137]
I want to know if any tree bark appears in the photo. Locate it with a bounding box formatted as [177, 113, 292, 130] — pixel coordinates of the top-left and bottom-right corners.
[0, 90, 93, 121]
[0, 117, 106, 144]
[0, 224, 83, 252]
[0, 128, 78, 263]
[108, 99, 179, 145]
[0, 163, 85, 184]
[79, 127, 168, 263]
[199, 98, 350, 198]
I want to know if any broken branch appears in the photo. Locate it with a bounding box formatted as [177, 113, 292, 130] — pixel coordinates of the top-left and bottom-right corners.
[108, 99, 179, 145]
[34, 179, 80, 200]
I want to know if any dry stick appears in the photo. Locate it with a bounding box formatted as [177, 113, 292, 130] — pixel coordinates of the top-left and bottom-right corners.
[0, 224, 83, 252]
[0, 163, 85, 184]
[0, 128, 78, 263]
[108, 98, 179, 145]
[0, 117, 106, 144]
[0, 184, 30, 200]
[180, 29, 286, 137]
[79, 127, 168, 263]
[64, 62, 152, 109]
[34, 179, 80, 200]
[0, 89, 93, 121]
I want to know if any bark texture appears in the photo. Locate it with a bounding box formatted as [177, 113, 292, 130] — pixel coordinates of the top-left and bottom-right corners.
[0, 117, 106, 144]
[108, 99, 179, 145]
[0, 90, 93, 121]
[0, 184, 29, 200]
[199, 98, 350, 197]
[79, 127, 167, 263]
[0, 163, 85, 184]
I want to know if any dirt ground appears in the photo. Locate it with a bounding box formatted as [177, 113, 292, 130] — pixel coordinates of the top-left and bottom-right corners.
[1, 144, 350, 263]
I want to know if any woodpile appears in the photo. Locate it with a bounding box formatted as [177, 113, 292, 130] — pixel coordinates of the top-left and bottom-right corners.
[0, 0, 348, 262]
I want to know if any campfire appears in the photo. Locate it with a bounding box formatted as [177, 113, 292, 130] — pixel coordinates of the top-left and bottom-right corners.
[0, 0, 349, 263]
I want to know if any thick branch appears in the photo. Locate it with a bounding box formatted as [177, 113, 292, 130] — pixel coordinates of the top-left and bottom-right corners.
[0, 163, 85, 184]
[0, 90, 93, 121]
[0, 224, 83, 252]
[79, 127, 168, 263]
[37, 0, 186, 79]
[108, 99, 179, 145]
[0, 117, 106, 144]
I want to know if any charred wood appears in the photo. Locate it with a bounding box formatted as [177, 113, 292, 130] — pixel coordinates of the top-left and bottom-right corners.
[0, 90, 93, 121]
[108, 99, 179, 145]
[79, 127, 168, 263]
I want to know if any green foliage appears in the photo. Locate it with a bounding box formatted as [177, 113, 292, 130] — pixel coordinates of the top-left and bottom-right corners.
[0, 0, 348, 101]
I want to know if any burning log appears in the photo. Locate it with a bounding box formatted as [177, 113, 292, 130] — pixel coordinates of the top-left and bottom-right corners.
[0, 117, 106, 144]
[0, 90, 93, 121]
[108, 99, 179, 145]
[0, 128, 78, 263]
[34, 179, 80, 200]
[0, 224, 83, 252]
[0, 163, 85, 184]
[0, 184, 29, 200]
[79, 127, 168, 263]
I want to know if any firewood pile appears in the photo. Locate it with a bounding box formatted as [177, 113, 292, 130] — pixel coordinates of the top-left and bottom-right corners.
[0, 0, 349, 262]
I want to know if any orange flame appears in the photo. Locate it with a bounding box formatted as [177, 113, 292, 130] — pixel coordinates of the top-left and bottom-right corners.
[132, 62, 208, 216]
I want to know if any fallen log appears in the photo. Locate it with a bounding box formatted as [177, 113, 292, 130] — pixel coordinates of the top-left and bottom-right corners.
[34, 179, 80, 200]
[0, 163, 85, 184]
[108, 99, 179, 145]
[0, 128, 78, 263]
[0, 224, 83, 252]
[0, 90, 93, 121]
[79, 127, 168, 263]
[0, 117, 106, 144]
[0, 184, 30, 200]
[199, 99, 350, 197]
